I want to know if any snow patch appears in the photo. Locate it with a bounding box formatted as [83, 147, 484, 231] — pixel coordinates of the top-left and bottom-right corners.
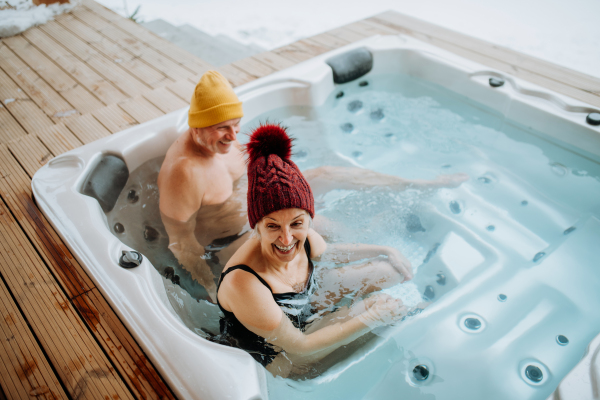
[0, 0, 80, 38]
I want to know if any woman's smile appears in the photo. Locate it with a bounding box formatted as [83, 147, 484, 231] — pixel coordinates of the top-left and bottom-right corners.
[274, 242, 296, 254]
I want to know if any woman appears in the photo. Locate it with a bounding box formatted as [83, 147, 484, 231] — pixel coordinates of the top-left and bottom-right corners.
[216, 123, 415, 377]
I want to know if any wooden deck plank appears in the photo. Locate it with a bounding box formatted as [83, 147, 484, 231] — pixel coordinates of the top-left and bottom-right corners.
[0, 44, 78, 123]
[370, 12, 600, 101]
[142, 87, 188, 114]
[0, 196, 134, 400]
[0, 274, 68, 400]
[92, 104, 137, 133]
[118, 96, 164, 124]
[272, 39, 329, 64]
[71, 7, 197, 83]
[326, 25, 369, 43]
[0, 67, 55, 134]
[21, 27, 130, 105]
[38, 20, 152, 98]
[0, 104, 27, 144]
[304, 32, 350, 50]
[55, 13, 174, 89]
[231, 57, 277, 80]
[81, 0, 215, 76]
[345, 19, 400, 37]
[251, 51, 296, 72]
[73, 289, 176, 400]
[165, 79, 195, 103]
[0, 145, 95, 298]
[6, 135, 52, 178]
[64, 113, 111, 145]
[37, 124, 83, 156]
[215, 64, 256, 87]
[2, 35, 104, 115]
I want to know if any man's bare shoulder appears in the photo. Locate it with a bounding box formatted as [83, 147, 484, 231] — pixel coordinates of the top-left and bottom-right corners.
[159, 155, 203, 188]
[159, 155, 206, 220]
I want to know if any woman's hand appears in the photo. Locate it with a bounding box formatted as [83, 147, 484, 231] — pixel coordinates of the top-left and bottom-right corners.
[384, 248, 413, 282]
[357, 293, 407, 328]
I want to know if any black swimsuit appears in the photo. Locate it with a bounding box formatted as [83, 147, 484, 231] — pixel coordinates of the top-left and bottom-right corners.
[216, 240, 317, 366]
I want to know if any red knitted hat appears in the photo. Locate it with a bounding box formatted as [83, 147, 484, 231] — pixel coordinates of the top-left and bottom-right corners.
[246, 123, 314, 228]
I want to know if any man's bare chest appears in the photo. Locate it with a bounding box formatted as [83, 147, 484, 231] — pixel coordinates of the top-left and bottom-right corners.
[201, 156, 245, 206]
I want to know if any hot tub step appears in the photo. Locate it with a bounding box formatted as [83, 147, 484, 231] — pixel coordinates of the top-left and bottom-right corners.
[142, 19, 265, 67]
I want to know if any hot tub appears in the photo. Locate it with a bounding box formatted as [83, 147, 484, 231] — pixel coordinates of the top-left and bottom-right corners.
[32, 34, 600, 400]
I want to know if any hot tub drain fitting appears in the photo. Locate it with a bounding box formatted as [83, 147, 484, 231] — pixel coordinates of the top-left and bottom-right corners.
[119, 250, 142, 268]
[413, 365, 430, 381]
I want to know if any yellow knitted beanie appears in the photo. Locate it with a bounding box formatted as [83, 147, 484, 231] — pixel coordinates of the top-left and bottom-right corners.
[188, 71, 243, 128]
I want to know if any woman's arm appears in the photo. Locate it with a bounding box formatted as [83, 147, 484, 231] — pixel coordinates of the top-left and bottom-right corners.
[303, 165, 468, 196]
[219, 269, 406, 360]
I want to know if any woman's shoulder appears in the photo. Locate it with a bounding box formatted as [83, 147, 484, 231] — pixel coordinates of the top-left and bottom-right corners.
[217, 263, 282, 331]
[307, 228, 327, 258]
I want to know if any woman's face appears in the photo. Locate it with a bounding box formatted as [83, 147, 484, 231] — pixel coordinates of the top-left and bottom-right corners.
[258, 208, 310, 264]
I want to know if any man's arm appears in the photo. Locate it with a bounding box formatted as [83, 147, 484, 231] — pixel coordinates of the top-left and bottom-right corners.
[303, 166, 468, 196]
[317, 242, 413, 281]
[158, 162, 217, 300]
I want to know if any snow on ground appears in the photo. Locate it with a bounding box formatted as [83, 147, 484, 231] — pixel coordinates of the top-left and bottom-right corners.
[95, 0, 600, 79]
[0, 0, 79, 37]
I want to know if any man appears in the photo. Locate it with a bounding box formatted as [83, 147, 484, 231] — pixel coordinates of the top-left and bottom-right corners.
[158, 71, 467, 301]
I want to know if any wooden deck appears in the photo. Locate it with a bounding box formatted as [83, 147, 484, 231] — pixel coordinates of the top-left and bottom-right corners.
[0, 1, 599, 399]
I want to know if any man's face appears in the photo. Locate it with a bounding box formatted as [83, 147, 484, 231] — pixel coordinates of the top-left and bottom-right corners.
[194, 118, 241, 154]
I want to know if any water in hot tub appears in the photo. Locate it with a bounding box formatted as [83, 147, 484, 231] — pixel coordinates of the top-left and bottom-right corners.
[107, 73, 600, 398]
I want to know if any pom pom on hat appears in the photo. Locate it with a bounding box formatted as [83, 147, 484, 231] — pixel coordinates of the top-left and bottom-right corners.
[246, 123, 293, 164]
[246, 122, 314, 228]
